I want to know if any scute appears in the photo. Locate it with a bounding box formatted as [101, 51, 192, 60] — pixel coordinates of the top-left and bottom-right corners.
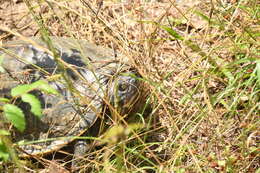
[0, 37, 141, 156]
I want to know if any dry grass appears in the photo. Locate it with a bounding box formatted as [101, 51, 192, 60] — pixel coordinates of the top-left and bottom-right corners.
[0, 0, 259, 172]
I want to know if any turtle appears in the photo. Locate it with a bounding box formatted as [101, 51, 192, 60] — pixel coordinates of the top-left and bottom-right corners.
[0, 37, 143, 159]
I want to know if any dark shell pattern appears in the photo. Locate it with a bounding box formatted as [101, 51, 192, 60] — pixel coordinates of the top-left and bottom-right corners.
[0, 37, 141, 155]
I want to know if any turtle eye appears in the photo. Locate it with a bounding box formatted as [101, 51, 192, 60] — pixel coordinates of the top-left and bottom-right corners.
[118, 83, 128, 92]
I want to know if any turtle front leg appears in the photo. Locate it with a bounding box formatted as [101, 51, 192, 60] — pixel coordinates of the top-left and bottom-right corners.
[71, 111, 100, 171]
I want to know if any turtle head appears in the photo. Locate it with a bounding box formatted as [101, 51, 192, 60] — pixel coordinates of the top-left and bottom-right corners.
[108, 73, 141, 115]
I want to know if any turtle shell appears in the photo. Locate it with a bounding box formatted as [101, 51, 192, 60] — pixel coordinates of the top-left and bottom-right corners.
[0, 37, 141, 156]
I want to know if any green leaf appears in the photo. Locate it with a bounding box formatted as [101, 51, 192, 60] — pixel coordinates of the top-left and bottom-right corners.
[11, 84, 32, 97]
[222, 68, 235, 84]
[11, 80, 58, 97]
[184, 40, 203, 53]
[29, 80, 47, 88]
[21, 94, 42, 118]
[0, 130, 10, 136]
[0, 97, 10, 103]
[194, 10, 210, 23]
[160, 25, 184, 41]
[0, 140, 9, 161]
[3, 104, 26, 132]
[31, 80, 59, 95]
[38, 83, 59, 95]
[103, 125, 124, 143]
[103, 123, 143, 144]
